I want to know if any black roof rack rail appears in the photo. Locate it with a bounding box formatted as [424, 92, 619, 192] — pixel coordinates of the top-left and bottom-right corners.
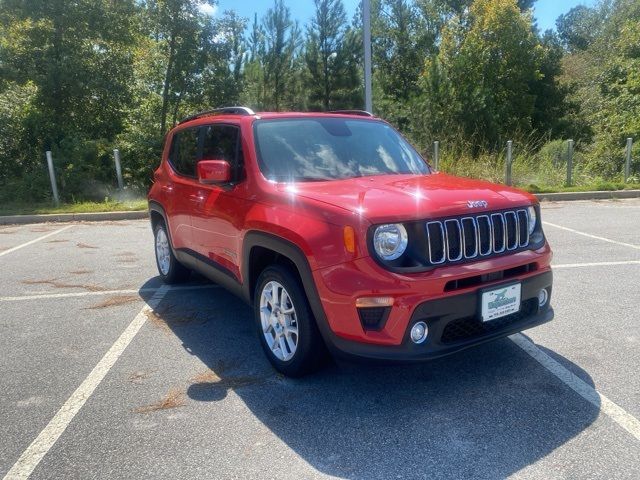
[327, 110, 374, 117]
[179, 106, 256, 124]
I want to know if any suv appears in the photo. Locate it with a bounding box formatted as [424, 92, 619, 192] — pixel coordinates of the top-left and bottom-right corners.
[148, 107, 553, 377]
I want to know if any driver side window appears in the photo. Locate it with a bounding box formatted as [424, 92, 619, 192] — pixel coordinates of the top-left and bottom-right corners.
[202, 124, 243, 181]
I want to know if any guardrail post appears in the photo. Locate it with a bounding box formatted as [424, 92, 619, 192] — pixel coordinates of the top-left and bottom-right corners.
[566, 139, 574, 186]
[625, 138, 633, 182]
[433, 141, 439, 171]
[113, 148, 124, 189]
[505, 140, 513, 186]
[45, 151, 60, 206]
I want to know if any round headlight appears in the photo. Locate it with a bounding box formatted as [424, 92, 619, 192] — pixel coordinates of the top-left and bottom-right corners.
[373, 224, 408, 261]
[527, 206, 537, 234]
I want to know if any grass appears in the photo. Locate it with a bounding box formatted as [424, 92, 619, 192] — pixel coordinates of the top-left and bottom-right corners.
[522, 182, 640, 194]
[0, 199, 147, 216]
[434, 147, 640, 194]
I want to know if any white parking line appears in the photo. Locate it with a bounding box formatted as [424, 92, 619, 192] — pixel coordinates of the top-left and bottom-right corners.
[510, 333, 640, 442]
[0, 284, 219, 302]
[0, 225, 74, 258]
[2, 285, 170, 480]
[554, 260, 640, 269]
[543, 221, 640, 250]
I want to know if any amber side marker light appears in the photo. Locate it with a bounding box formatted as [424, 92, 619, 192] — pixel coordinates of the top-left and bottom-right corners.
[343, 226, 356, 253]
[355, 296, 394, 308]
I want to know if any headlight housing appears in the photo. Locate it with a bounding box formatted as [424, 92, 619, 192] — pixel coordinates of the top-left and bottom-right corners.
[527, 206, 537, 234]
[373, 224, 408, 261]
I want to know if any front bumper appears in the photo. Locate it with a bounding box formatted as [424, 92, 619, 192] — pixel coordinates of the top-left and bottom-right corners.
[318, 270, 553, 362]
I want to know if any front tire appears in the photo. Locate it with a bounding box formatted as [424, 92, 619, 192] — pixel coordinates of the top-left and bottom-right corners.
[254, 265, 326, 377]
[154, 223, 190, 284]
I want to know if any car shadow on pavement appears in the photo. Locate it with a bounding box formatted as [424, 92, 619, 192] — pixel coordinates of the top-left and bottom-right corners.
[140, 277, 598, 479]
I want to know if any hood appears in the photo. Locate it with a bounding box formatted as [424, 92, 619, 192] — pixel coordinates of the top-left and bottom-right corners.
[276, 173, 536, 224]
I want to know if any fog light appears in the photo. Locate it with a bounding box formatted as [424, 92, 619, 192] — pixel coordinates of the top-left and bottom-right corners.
[538, 288, 549, 307]
[410, 321, 428, 344]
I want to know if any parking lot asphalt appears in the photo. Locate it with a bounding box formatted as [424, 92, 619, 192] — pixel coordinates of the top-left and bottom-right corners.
[0, 199, 639, 479]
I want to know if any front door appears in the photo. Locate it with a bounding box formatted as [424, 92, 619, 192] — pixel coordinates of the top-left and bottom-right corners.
[190, 123, 245, 281]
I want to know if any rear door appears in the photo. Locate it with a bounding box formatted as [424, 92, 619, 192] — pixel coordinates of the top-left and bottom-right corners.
[163, 127, 201, 250]
[190, 123, 246, 281]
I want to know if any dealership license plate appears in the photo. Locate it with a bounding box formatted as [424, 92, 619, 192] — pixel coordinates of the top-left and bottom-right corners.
[481, 284, 521, 322]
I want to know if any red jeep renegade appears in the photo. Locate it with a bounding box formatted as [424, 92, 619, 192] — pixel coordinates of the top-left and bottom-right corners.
[148, 107, 553, 377]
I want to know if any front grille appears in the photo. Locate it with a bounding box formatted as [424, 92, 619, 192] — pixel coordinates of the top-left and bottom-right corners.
[426, 209, 530, 266]
[440, 299, 538, 344]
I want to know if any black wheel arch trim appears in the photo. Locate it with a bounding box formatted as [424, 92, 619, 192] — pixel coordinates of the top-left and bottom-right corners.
[148, 201, 173, 245]
[241, 231, 339, 350]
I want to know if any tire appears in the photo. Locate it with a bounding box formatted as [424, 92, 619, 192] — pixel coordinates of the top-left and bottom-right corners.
[154, 223, 190, 284]
[254, 265, 327, 377]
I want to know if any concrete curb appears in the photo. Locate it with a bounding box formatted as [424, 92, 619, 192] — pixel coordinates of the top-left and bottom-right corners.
[1, 190, 639, 225]
[0, 210, 148, 225]
[535, 189, 640, 202]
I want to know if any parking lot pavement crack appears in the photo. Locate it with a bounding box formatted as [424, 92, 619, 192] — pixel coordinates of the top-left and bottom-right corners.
[2, 285, 170, 480]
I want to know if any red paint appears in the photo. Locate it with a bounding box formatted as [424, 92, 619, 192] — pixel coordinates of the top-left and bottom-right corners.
[149, 112, 552, 348]
[197, 159, 231, 184]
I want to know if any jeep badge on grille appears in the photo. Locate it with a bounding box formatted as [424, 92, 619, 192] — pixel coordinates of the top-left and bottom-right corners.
[467, 200, 488, 208]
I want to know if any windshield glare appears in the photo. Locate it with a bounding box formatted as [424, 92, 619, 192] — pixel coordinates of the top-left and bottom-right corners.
[254, 118, 430, 182]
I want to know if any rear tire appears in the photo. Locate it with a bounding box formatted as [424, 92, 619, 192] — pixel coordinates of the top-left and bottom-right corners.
[154, 223, 190, 284]
[254, 265, 326, 377]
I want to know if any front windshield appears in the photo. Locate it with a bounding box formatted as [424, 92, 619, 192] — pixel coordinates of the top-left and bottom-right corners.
[254, 118, 430, 182]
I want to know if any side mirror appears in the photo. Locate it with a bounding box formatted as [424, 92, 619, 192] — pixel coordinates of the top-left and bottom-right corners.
[198, 159, 231, 184]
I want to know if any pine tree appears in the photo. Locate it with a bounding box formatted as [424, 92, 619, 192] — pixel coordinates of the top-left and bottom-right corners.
[304, 0, 361, 110]
[262, 0, 299, 110]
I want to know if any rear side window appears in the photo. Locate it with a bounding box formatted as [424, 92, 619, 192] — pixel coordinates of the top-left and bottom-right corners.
[169, 128, 199, 177]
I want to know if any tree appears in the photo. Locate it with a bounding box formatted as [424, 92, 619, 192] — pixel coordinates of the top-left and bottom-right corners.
[0, 0, 137, 148]
[424, 0, 542, 148]
[304, 0, 361, 110]
[242, 13, 267, 108]
[200, 10, 248, 109]
[561, 0, 640, 176]
[433, 0, 536, 14]
[529, 31, 576, 139]
[364, 0, 430, 130]
[143, 0, 219, 135]
[0, 0, 138, 201]
[262, 0, 300, 110]
[556, 5, 601, 53]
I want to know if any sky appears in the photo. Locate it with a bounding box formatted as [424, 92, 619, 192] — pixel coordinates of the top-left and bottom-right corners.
[211, 0, 599, 32]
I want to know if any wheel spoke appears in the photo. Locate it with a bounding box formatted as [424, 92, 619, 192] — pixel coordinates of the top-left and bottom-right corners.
[280, 288, 289, 311]
[285, 325, 298, 337]
[271, 282, 279, 307]
[284, 332, 296, 354]
[263, 321, 274, 334]
[266, 328, 278, 346]
[263, 287, 273, 306]
[278, 335, 289, 358]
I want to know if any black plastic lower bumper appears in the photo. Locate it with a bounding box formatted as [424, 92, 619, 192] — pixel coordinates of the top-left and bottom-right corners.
[326, 270, 553, 362]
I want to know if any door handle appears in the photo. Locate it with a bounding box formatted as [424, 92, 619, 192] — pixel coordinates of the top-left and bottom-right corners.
[189, 193, 205, 203]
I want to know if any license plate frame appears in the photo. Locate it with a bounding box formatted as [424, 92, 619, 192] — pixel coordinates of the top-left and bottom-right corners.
[479, 282, 522, 322]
